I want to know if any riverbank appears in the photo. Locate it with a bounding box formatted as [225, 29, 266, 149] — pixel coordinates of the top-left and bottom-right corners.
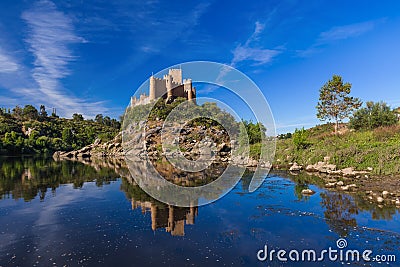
[273, 123, 400, 207]
[274, 123, 400, 175]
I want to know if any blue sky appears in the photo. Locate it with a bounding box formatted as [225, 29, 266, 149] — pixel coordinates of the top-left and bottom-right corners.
[0, 0, 399, 133]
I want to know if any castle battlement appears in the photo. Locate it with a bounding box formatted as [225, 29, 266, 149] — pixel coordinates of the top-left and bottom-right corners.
[131, 68, 196, 106]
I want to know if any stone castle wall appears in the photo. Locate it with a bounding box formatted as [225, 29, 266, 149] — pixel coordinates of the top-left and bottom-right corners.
[132, 69, 196, 107]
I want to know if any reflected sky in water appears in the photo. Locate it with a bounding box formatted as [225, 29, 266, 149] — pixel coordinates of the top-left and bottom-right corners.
[0, 157, 399, 266]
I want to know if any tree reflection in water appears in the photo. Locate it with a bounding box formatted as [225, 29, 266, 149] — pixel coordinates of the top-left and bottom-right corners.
[1, 156, 399, 238]
[320, 191, 358, 237]
[0, 156, 120, 201]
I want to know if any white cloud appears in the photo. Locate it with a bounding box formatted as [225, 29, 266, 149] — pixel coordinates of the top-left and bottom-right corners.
[20, 0, 107, 118]
[318, 21, 376, 42]
[232, 46, 281, 66]
[0, 47, 19, 73]
[231, 21, 281, 66]
[215, 21, 281, 86]
[298, 19, 383, 57]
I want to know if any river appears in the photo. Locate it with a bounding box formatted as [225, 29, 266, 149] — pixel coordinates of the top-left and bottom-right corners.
[0, 157, 399, 266]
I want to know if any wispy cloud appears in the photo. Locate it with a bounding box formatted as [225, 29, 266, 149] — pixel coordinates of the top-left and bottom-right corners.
[231, 21, 281, 67]
[318, 21, 376, 42]
[214, 21, 282, 87]
[298, 19, 383, 57]
[0, 46, 19, 73]
[20, 0, 107, 118]
[231, 46, 281, 66]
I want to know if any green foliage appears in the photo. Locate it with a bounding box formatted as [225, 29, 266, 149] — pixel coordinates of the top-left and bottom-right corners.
[278, 132, 292, 140]
[125, 97, 239, 134]
[72, 113, 84, 121]
[292, 127, 310, 150]
[275, 123, 400, 175]
[316, 75, 362, 132]
[239, 120, 266, 145]
[23, 105, 39, 120]
[0, 104, 120, 155]
[349, 101, 398, 130]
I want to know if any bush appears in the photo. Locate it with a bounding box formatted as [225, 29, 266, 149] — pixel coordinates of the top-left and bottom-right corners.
[293, 127, 310, 150]
[350, 101, 398, 130]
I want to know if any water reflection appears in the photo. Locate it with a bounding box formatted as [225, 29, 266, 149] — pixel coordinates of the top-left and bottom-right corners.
[0, 156, 399, 238]
[0, 157, 120, 201]
[0, 157, 399, 266]
[121, 178, 198, 236]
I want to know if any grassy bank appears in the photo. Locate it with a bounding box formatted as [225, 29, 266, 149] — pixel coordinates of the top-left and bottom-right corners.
[274, 123, 400, 175]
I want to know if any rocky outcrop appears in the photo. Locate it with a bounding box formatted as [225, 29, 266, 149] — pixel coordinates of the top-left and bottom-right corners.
[53, 122, 272, 169]
[53, 132, 123, 160]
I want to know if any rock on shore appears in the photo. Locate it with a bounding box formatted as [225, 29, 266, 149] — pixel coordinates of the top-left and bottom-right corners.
[53, 132, 123, 160]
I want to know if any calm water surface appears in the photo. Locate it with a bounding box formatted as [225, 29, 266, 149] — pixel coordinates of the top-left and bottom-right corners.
[0, 157, 399, 266]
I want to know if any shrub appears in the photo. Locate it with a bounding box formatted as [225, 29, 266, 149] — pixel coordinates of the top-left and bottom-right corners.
[293, 127, 310, 150]
[350, 101, 398, 130]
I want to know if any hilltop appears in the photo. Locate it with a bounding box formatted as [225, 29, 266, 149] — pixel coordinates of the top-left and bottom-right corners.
[0, 105, 120, 155]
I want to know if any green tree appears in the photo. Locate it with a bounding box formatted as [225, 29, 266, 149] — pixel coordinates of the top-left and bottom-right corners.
[12, 106, 23, 119]
[349, 101, 398, 130]
[39, 105, 48, 118]
[62, 128, 74, 146]
[72, 113, 84, 121]
[23, 105, 39, 120]
[103, 116, 111, 126]
[95, 114, 103, 124]
[293, 127, 310, 150]
[239, 120, 266, 145]
[316, 75, 361, 133]
[35, 136, 49, 148]
[51, 138, 64, 151]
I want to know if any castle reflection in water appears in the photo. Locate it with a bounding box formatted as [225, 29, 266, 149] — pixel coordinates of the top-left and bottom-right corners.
[130, 199, 198, 236]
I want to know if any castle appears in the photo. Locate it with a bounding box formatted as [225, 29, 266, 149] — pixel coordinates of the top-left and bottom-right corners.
[131, 68, 196, 106]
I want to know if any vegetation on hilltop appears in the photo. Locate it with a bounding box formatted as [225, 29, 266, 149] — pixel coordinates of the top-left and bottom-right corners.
[0, 105, 120, 155]
[124, 97, 268, 159]
[275, 123, 400, 175]
[276, 74, 400, 175]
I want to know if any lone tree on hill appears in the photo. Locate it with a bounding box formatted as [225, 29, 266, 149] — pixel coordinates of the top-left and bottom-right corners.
[316, 75, 361, 133]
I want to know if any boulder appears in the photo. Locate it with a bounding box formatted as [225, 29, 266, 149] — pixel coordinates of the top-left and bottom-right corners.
[305, 164, 319, 172]
[306, 161, 336, 173]
[341, 185, 350, 191]
[377, 197, 384, 203]
[382, 191, 390, 198]
[336, 181, 344, 186]
[301, 189, 315, 195]
[93, 138, 101, 146]
[289, 162, 303, 171]
[341, 167, 356, 177]
[325, 182, 336, 188]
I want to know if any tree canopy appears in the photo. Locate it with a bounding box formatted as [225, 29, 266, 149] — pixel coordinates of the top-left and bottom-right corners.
[316, 75, 361, 133]
[349, 101, 398, 130]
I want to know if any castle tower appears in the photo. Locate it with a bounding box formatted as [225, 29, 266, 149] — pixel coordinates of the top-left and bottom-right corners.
[168, 69, 182, 84]
[165, 74, 173, 99]
[149, 75, 156, 101]
[184, 79, 193, 101]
